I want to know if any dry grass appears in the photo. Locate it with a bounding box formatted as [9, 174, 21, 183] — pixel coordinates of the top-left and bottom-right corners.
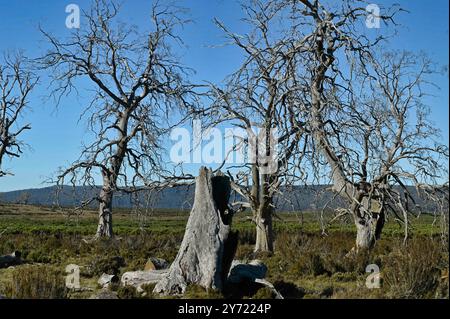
[0, 204, 448, 299]
[3, 265, 67, 299]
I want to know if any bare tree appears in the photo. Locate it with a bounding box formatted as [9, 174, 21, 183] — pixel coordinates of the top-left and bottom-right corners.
[338, 52, 448, 250]
[39, 0, 197, 238]
[210, 0, 308, 253]
[289, 0, 448, 251]
[0, 53, 37, 178]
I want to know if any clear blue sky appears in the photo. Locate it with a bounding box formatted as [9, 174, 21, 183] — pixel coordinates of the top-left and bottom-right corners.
[0, 0, 448, 192]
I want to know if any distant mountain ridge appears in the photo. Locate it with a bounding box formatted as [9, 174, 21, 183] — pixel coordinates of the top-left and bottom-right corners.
[0, 184, 442, 212]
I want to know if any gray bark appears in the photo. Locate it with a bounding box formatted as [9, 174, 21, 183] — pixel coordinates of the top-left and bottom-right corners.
[251, 166, 274, 253]
[354, 208, 385, 252]
[254, 206, 273, 253]
[96, 185, 114, 238]
[95, 112, 128, 239]
[355, 216, 376, 251]
[153, 167, 236, 295]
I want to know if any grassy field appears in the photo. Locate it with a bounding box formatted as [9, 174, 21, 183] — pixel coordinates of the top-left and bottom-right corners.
[0, 203, 448, 299]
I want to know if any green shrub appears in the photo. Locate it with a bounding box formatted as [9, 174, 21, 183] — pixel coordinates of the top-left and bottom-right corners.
[184, 285, 223, 299]
[27, 248, 53, 263]
[273, 281, 306, 298]
[382, 238, 442, 298]
[117, 285, 140, 299]
[140, 283, 157, 298]
[251, 287, 276, 299]
[292, 252, 327, 276]
[87, 256, 125, 276]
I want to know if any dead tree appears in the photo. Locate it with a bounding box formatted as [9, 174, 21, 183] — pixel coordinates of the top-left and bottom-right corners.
[336, 52, 449, 249]
[210, 0, 308, 253]
[0, 53, 37, 178]
[290, 0, 448, 251]
[154, 167, 237, 295]
[39, 0, 197, 238]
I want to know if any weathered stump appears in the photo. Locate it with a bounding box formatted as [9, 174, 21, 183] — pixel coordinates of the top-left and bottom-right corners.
[153, 167, 237, 295]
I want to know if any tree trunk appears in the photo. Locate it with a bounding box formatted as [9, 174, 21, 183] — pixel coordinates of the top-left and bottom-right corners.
[153, 167, 237, 295]
[254, 173, 274, 253]
[254, 205, 273, 253]
[94, 112, 128, 239]
[96, 186, 114, 238]
[353, 208, 385, 252]
[355, 216, 376, 251]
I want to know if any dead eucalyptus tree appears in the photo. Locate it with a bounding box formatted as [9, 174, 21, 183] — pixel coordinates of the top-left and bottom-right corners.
[304, 50, 450, 251]
[0, 53, 38, 178]
[39, 0, 197, 238]
[334, 51, 449, 250]
[210, 0, 308, 253]
[289, 0, 448, 251]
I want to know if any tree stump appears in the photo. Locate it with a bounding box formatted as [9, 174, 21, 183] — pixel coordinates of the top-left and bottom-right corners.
[153, 167, 237, 295]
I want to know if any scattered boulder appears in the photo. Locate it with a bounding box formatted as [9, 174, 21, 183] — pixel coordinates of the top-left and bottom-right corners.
[227, 260, 283, 299]
[121, 269, 168, 292]
[228, 260, 267, 283]
[98, 273, 119, 289]
[144, 257, 169, 271]
[0, 251, 22, 269]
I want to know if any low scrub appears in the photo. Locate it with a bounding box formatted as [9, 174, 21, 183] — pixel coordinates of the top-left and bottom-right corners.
[5, 265, 67, 299]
